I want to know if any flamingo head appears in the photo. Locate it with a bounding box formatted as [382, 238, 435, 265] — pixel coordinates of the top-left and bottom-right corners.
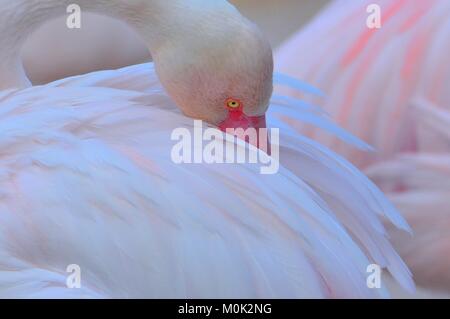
[153, 3, 273, 150]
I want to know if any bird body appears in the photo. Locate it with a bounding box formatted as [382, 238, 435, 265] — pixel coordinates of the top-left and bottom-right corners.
[276, 0, 450, 166]
[0, 0, 414, 297]
[276, 0, 450, 293]
[0, 63, 414, 298]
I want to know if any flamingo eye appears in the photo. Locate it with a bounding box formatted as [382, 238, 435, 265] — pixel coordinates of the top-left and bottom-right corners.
[226, 98, 242, 109]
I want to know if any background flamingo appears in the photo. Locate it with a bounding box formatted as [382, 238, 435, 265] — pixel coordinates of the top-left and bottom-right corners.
[276, 0, 450, 295]
[0, 0, 413, 298]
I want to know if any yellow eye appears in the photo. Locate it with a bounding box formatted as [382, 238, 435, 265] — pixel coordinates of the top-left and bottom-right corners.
[226, 98, 241, 109]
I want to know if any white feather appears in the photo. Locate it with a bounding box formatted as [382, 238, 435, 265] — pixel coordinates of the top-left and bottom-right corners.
[0, 62, 413, 297]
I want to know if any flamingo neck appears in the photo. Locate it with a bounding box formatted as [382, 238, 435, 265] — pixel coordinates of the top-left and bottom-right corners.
[0, 0, 234, 90]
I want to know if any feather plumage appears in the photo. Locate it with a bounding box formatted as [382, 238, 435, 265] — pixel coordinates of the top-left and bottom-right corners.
[0, 62, 413, 297]
[275, 0, 450, 294]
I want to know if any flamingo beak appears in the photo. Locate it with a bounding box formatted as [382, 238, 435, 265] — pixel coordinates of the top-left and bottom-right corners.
[218, 108, 270, 154]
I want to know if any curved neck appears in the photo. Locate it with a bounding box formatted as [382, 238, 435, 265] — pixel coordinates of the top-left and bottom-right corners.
[0, 0, 233, 90]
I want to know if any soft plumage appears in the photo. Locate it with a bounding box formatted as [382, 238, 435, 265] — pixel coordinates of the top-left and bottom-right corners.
[367, 100, 450, 292]
[0, 0, 414, 298]
[276, 0, 450, 293]
[0, 62, 414, 298]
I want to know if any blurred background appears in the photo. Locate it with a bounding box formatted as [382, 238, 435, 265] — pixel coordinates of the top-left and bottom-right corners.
[23, 0, 330, 84]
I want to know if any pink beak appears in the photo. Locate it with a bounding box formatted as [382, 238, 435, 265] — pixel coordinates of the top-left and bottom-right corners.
[218, 107, 270, 154]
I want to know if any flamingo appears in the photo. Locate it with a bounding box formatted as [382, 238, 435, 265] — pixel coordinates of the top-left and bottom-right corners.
[276, 0, 450, 294]
[0, 0, 414, 298]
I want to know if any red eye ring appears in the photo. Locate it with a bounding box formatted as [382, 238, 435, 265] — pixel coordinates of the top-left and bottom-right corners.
[225, 98, 243, 110]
